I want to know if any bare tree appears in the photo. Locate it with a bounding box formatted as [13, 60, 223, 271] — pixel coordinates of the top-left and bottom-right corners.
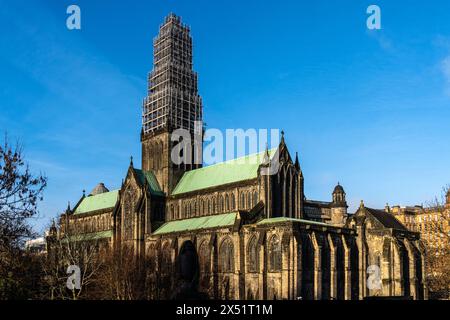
[96, 245, 145, 300]
[0, 135, 47, 299]
[424, 185, 450, 299]
[0, 135, 47, 248]
[44, 221, 106, 300]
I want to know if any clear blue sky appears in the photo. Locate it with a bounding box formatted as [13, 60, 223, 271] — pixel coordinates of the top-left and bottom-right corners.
[1, 0, 449, 233]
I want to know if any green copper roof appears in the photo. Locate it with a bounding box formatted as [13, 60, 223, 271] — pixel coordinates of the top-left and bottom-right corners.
[74, 190, 119, 215]
[257, 217, 330, 227]
[134, 168, 164, 196]
[172, 148, 277, 195]
[153, 212, 238, 235]
[62, 230, 113, 243]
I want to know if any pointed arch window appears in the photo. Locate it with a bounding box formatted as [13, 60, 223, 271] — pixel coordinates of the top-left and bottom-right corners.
[269, 235, 282, 272]
[253, 191, 258, 207]
[219, 238, 234, 273]
[198, 241, 210, 273]
[161, 242, 172, 272]
[219, 195, 224, 212]
[200, 199, 204, 215]
[247, 236, 259, 273]
[231, 194, 236, 210]
[192, 201, 196, 217]
[225, 194, 230, 212]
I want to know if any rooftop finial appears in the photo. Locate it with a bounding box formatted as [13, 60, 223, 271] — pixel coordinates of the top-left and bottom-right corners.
[295, 152, 300, 169]
[49, 218, 57, 236]
[130, 155, 134, 167]
[262, 143, 270, 165]
[51, 218, 56, 230]
[82, 189, 86, 197]
[360, 200, 365, 208]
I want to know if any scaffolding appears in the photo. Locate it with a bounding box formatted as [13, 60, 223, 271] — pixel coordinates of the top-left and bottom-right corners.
[143, 13, 203, 135]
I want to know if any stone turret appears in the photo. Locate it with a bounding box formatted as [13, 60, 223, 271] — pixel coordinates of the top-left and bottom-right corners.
[330, 183, 348, 226]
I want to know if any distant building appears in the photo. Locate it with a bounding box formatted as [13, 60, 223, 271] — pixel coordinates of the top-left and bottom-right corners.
[388, 190, 450, 248]
[25, 236, 47, 254]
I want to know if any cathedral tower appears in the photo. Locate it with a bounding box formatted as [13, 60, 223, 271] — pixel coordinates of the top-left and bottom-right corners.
[141, 14, 203, 194]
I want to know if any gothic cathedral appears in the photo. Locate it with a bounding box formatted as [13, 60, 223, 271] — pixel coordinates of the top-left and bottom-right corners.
[53, 14, 427, 300]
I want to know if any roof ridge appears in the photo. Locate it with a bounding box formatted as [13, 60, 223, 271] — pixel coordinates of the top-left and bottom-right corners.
[184, 147, 278, 173]
[86, 189, 119, 197]
[86, 188, 120, 198]
[172, 147, 279, 195]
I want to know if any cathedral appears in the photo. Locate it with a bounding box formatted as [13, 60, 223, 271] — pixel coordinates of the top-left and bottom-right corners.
[54, 14, 427, 300]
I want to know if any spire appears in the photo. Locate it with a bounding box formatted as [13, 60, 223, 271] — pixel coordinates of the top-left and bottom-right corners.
[49, 218, 57, 236]
[65, 202, 71, 214]
[262, 143, 270, 165]
[294, 152, 300, 170]
[280, 130, 285, 145]
[446, 188, 450, 206]
[130, 155, 134, 167]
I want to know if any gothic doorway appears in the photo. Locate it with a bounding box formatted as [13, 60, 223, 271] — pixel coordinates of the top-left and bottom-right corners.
[172, 240, 201, 299]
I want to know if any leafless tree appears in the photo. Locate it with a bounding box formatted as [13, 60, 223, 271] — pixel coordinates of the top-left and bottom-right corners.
[43, 221, 106, 300]
[424, 185, 450, 299]
[0, 135, 47, 249]
[0, 135, 47, 299]
[96, 245, 147, 300]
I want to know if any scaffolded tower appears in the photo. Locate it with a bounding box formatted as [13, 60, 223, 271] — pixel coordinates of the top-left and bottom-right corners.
[143, 13, 203, 135]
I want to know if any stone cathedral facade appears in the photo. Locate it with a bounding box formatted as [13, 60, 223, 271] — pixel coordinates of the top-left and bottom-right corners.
[54, 14, 427, 300]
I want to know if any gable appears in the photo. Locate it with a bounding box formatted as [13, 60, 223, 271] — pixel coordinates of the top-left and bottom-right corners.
[358, 207, 408, 231]
[133, 168, 164, 196]
[171, 148, 277, 195]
